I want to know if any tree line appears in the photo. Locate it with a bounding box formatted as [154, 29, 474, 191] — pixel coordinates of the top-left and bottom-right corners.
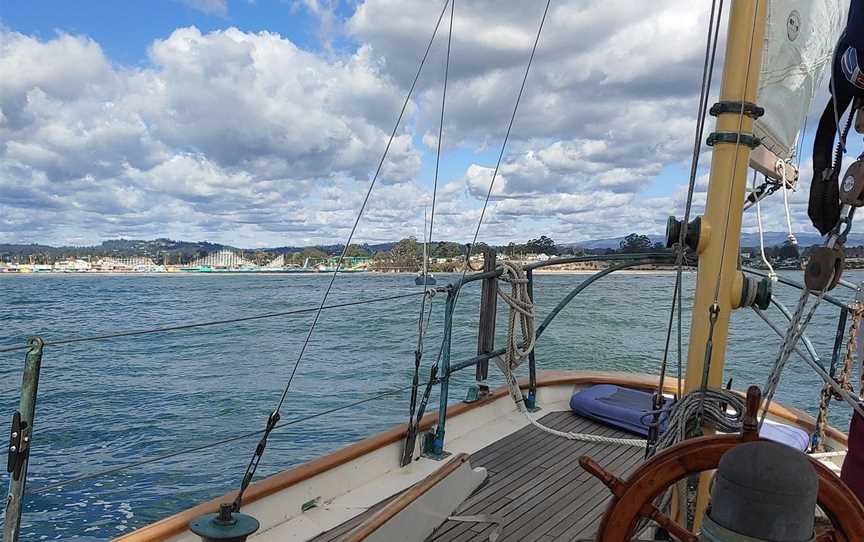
[1, 233, 676, 266]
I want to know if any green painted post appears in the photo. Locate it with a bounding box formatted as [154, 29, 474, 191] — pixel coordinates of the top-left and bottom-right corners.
[427, 290, 455, 458]
[526, 269, 538, 410]
[4, 337, 44, 542]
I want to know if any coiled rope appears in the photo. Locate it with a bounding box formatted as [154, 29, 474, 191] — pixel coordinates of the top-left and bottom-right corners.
[494, 261, 646, 448]
[653, 389, 744, 453]
[497, 261, 535, 373]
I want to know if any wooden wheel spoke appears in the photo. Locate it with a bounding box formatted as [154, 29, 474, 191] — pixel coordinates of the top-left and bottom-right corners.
[582, 433, 864, 541]
[815, 523, 844, 542]
[639, 504, 697, 542]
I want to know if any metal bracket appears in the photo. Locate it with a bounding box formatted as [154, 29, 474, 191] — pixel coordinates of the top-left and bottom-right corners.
[524, 392, 541, 413]
[706, 131, 761, 149]
[463, 383, 490, 403]
[421, 430, 451, 461]
[7, 411, 30, 481]
[709, 100, 765, 119]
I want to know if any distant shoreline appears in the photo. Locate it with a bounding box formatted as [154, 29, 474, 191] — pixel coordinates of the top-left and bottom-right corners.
[0, 268, 695, 277]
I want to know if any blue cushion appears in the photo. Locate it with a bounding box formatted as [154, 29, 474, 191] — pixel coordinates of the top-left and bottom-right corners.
[569, 384, 811, 451]
[569, 384, 668, 437]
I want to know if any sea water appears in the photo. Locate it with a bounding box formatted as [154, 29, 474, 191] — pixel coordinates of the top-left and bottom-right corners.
[0, 270, 859, 540]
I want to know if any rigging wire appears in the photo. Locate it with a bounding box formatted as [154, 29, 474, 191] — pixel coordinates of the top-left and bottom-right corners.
[657, 0, 723, 404]
[0, 292, 427, 356]
[450, 0, 550, 306]
[27, 381, 425, 496]
[230, 0, 454, 511]
[405, 0, 454, 465]
[413, 0, 551, 425]
[427, 0, 452, 276]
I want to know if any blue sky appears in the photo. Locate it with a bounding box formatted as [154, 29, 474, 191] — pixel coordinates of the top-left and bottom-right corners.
[3, 1, 331, 62]
[0, 1, 850, 247]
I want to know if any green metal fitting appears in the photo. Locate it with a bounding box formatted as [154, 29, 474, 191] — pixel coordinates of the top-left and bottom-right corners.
[4, 336, 45, 542]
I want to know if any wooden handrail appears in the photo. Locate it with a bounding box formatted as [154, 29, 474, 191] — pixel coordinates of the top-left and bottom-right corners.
[342, 453, 470, 542]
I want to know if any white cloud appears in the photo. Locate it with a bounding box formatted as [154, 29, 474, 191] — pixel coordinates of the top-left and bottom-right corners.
[344, 0, 731, 242]
[0, 1, 841, 247]
[0, 26, 425, 244]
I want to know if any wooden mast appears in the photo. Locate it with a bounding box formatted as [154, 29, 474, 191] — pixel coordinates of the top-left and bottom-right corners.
[683, 0, 768, 528]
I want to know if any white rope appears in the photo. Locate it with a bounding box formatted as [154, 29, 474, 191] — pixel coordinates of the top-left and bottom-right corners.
[494, 261, 646, 448]
[778, 160, 799, 247]
[753, 171, 777, 281]
[492, 262, 756, 451]
[499, 366, 647, 447]
[496, 261, 536, 372]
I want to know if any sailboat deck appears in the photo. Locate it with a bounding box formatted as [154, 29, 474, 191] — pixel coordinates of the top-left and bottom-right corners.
[426, 411, 644, 542]
[311, 411, 644, 542]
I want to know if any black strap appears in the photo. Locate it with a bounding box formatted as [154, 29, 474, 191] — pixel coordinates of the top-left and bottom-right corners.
[706, 131, 760, 148]
[709, 100, 764, 119]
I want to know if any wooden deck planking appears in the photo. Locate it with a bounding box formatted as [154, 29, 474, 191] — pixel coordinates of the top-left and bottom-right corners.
[432, 426, 616, 540]
[311, 411, 644, 541]
[432, 422, 633, 541]
[428, 414, 609, 541]
[463, 434, 639, 542]
[427, 411, 644, 542]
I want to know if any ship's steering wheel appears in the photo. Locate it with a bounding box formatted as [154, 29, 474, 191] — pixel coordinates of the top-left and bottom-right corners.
[579, 387, 864, 542]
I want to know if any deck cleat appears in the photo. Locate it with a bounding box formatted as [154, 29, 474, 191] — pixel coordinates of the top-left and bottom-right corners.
[189, 503, 259, 542]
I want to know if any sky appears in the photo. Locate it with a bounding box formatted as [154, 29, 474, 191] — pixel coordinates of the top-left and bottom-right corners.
[0, 0, 857, 248]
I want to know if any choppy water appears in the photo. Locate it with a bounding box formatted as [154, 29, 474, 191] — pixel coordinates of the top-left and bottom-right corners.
[0, 270, 860, 540]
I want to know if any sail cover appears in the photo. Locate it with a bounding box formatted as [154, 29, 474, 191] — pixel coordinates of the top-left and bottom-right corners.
[754, 0, 848, 160]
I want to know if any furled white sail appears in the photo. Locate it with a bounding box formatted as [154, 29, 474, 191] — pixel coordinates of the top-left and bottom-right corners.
[754, 0, 848, 161]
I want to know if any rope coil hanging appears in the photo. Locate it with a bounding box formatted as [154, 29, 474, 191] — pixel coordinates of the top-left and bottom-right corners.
[493, 261, 646, 448]
[496, 261, 535, 373]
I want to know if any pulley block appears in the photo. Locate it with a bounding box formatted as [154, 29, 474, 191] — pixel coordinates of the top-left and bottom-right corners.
[804, 246, 844, 292]
[839, 159, 864, 207]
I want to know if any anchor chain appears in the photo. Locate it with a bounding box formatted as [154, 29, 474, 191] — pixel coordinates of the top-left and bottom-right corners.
[814, 302, 864, 450]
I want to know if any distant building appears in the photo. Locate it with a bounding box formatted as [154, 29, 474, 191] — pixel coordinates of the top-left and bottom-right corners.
[95, 257, 159, 272]
[53, 259, 92, 272]
[187, 250, 254, 270]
